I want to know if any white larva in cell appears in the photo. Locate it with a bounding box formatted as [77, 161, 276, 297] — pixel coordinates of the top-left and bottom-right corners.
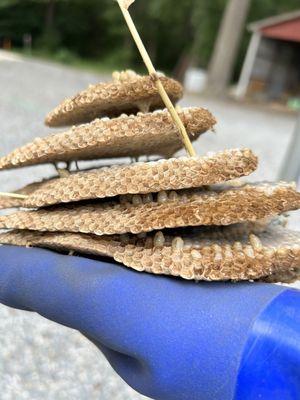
[154, 231, 165, 248]
[172, 237, 184, 250]
[157, 191, 168, 204]
[249, 234, 263, 250]
[168, 191, 178, 201]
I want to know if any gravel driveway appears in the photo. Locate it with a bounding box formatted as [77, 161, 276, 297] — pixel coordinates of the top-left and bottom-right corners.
[0, 50, 299, 399]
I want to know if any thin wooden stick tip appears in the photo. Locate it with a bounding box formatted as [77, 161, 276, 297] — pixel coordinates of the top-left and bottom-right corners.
[117, 0, 135, 10]
[115, 0, 197, 157]
[0, 192, 29, 200]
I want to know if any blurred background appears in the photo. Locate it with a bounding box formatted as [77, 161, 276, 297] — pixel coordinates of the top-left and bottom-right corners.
[0, 0, 300, 399]
[0, 0, 300, 104]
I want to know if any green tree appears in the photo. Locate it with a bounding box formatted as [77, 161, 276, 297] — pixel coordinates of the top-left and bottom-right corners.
[0, 0, 299, 79]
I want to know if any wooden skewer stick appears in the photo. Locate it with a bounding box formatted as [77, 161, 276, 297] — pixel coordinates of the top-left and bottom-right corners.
[0, 192, 28, 199]
[116, 0, 197, 157]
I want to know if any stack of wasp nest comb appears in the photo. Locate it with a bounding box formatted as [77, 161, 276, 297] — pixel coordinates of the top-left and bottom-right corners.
[0, 67, 300, 284]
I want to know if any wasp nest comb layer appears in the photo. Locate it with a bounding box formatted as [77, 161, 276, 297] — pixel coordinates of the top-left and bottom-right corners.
[0, 108, 216, 170]
[0, 148, 255, 209]
[0, 182, 298, 236]
[15, 149, 258, 208]
[1, 223, 299, 282]
[45, 71, 183, 127]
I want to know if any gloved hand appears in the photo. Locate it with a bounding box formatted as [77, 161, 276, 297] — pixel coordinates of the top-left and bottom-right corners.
[0, 245, 300, 400]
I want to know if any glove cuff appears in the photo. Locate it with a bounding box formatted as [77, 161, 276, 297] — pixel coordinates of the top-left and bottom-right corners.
[235, 289, 300, 399]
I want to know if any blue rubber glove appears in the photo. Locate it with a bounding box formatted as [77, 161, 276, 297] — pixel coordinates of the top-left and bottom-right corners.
[0, 245, 300, 400]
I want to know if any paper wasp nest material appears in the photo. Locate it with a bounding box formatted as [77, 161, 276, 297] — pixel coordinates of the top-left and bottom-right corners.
[45, 71, 183, 127]
[1, 67, 300, 283]
[0, 149, 256, 210]
[1, 223, 299, 282]
[2, 149, 257, 209]
[0, 182, 299, 236]
[0, 108, 216, 170]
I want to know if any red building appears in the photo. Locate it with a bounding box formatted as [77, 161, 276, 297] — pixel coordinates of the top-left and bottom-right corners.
[236, 10, 300, 105]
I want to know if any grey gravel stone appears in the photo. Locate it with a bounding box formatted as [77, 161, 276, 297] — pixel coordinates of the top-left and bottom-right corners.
[0, 50, 299, 398]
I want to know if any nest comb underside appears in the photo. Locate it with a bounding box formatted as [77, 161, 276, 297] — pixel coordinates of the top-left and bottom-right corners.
[0, 149, 257, 209]
[0, 182, 298, 236]
[45, 73, 183, 127]
[0, 223, 299, 282]
[0, 108, 216, 170]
